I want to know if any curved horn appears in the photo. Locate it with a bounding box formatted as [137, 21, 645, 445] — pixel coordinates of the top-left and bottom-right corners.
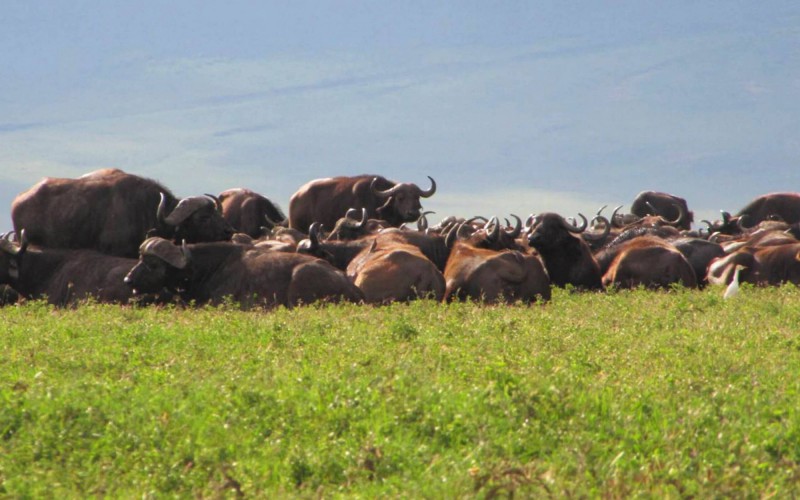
[596, 205, 607, 217]
[721, 211, 731, 223]
[565, 213, 588, 233]
[584, 215, 612, 241]
[485, 216, 501, 243]
[610, 206, 624, 228]
[307, 222, 322, 251]
[157, 192, 168, 224]
[444, 222, 463, 248]
[506, 214, 522, 239]
[657, 203, 684, 226]
[17, 229, 28, 256]
[417, 211, 434, 232]
[370, 177, 400, 199]
[738, 214, 756, 230]
[204, 193, 222, 213]
[418, 176, 437, 198]
[701, 219, 714, 230]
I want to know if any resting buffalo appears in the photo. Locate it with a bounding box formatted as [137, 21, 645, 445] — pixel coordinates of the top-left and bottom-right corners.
[527, 213, 605, 290]
[601, 236, 697, 289]
[218, 188, 287, 238]
[444, 219, 550, 303]
[124, 237, 362, 308]
[630, 191, 693, 230]
[288, 174, 436, 231]
[707, 243, 800, 287]
[0, 231, 136, 306]
[347, 239, 445, 303]
[12, 168, 234, 257]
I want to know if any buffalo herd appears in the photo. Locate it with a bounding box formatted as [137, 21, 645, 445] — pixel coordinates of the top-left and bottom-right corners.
[2, 167, 800, 308]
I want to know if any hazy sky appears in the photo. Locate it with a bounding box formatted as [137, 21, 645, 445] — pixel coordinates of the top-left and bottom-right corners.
[2, 1, 799, 229]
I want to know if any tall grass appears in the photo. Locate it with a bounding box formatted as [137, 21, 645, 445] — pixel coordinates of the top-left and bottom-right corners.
[2, 285, 800, 497]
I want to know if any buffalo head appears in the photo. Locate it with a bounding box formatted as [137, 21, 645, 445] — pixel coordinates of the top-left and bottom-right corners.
[156, 193, 234, 243]
[371, 176, 436, 224]
[124, 237, 192, 295]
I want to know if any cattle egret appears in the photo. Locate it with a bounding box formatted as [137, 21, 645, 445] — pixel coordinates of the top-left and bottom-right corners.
[723, 265, 745, 299]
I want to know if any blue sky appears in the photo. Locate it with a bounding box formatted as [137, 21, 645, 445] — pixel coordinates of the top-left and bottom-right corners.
[2, 1, 799, 229]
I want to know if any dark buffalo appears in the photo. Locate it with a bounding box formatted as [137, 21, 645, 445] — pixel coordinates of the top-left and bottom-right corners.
[288, 174, 436, 231]
[153, 193, 235, 245]
[526, 213, 604, 290]
[735, 193, 800, 226]
[218, 188, 287, 238]
[630, 191, 694, 230]
[0, 231, 137, 306]
[124, 237, 362, 308]
[12, 169, 176, 257]
[601, 236, 697, 289]
[12, 168, 234, 257]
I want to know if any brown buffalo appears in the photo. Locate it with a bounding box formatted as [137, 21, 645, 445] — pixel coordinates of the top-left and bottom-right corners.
[218, 188, 287, 238]
[288, 174, 436, 231]
[601, 236, 698, 289]
[708, 243, 800, 287]
[444, 219, 550, 303]
[347, 239, 445, 303]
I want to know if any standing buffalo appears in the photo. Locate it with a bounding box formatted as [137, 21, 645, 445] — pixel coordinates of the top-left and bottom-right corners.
[218, 188, 287, 238]
[12, 169, 175, 257]
[630, 191, 694, 230]
[12, 168, 234, 257]
[288, 175, 436, 231]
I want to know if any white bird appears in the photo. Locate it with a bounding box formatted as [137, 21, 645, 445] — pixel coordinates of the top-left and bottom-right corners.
[723, 265, 745, 299]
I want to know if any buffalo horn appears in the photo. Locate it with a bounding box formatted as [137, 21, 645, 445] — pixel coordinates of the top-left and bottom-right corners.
[157, 192, 168, 224]
[610, 206, 624, 228]
[584, 215, 612, 241]
[204, 193, 222, 213]
[656, 203, 684, 226]
[419, 176, 437, 198]
[564, 213, 588, 233]
[370, 177, 400, 199]
[485, 216, 501, 243]
[506, 214, 522, 238]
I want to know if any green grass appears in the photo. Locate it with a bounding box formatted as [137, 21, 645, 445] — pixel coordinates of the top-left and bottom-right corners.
[2, 286, 800, 497]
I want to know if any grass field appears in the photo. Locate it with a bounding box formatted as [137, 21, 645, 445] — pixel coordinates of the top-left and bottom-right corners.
[2, 285, 800, 497]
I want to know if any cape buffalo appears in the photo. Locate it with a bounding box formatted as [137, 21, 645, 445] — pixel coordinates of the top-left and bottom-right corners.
[12, 169, 175, 257]
[12, 168, 234, 257]
[630, 191, 693, 230]
[218, 188, 287, 238]
[444, 219, 550, 303]
[124, 237, 363, 308]
[0, 231, 137, 306]
[288, 174, 436, 231]
[527, 213, 605, 290]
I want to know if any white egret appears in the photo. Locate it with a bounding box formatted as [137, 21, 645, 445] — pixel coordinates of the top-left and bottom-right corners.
[723, 265, 745, 299]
